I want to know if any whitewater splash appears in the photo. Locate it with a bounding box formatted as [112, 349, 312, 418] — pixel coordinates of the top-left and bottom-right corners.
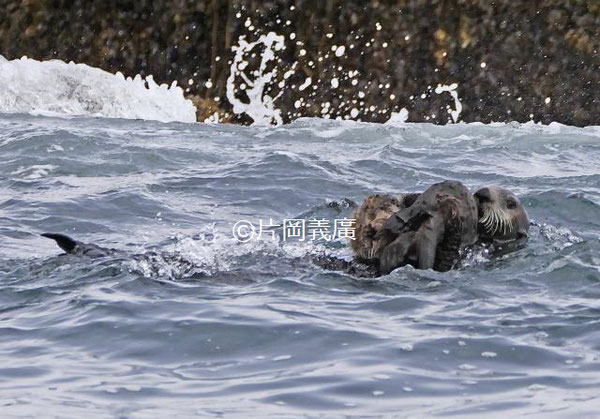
[435, 83, 462, 123]
[0, 37, 466, 127]
[223, 26, 465, 126]
[0, 55, 197, 123]
[226, 32, 287, 126]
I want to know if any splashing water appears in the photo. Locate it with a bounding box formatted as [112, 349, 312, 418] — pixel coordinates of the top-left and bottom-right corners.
[0, 34, 467, 127]
[435, 83, 462, 123]
[0, 55, 197, 123]
[386, 107, 410, 124]
[226, 32, 287, 125]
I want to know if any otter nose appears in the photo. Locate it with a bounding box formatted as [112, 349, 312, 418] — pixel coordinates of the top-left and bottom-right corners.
[474, 187, 492, 203]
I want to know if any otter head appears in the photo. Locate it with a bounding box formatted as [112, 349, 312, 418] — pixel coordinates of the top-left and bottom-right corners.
[474, 186, 529, 242]
[351, 194, 402, 262]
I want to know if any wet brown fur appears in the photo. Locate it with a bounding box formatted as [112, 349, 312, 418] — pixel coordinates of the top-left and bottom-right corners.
[350, 193, 419, 264]
[378, 181, 479, 274]
[346, 183, 528, 276]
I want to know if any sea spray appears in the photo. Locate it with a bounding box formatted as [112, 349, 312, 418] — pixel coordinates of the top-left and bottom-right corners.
[386, 108, 410, 124]
[226, 32, 288, 126]
[0, 55, 197, 123]
[435, 83, 462, 123]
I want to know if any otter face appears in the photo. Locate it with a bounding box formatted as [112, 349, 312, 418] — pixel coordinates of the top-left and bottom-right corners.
[474, 186, 529, 242]
[351, 194, 402, 262]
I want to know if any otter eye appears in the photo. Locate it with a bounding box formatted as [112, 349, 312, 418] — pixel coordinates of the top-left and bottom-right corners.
[506, 199, 516, 209]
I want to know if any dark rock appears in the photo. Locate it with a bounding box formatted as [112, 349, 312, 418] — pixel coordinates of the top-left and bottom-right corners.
[0, 0, 598, 126]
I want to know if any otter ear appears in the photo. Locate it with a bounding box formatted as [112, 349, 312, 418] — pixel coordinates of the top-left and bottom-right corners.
[474, 188, 492, 204]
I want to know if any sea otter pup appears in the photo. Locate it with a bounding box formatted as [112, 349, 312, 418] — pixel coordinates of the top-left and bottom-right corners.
[350, 193, 420, 263]
[378, 180, 479, 274]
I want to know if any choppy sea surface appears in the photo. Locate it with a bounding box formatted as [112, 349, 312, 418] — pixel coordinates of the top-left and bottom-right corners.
[1, 113, 600, 417]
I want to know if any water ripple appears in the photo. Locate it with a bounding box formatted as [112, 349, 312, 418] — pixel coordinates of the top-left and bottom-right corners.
[1, 115, 600, 415]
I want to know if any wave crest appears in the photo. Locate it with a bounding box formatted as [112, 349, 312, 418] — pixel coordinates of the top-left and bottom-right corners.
[0, 55, 197, 123]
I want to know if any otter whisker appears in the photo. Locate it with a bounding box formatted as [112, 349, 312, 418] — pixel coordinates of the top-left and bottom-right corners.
[486, 216, 494, 231]
[480, 205, 519, 238]
[492, 208, 503, 236]
[505, 215, 510, 234]
[491, 210, 499, 235]
[480, 208, 496, 235]
[506, 216, 514, 234]
[479, 208, 512, 235]
[371, 242, 379, 260]
[496, 211, 502, 235]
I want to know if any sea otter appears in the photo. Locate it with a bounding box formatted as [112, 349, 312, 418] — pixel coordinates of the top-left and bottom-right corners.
[41, 183, 529, 278]
[474, 186, 529, 243]
[40, 233, 202, 278]
[350, 193, 420, 263]
[351, 182, 529, 275]
[378, 180, 479, 274]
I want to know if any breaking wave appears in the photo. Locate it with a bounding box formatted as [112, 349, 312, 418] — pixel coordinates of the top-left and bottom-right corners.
[0, 55, 197, 123]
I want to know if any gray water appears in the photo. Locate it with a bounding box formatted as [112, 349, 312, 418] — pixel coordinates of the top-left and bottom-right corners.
[1, 114, 600, 417]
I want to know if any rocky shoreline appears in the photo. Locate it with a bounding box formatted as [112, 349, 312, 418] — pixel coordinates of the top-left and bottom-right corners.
[1, 0, 599, 125]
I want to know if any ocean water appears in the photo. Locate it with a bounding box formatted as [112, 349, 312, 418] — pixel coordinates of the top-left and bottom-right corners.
[1, 112, 600, 417]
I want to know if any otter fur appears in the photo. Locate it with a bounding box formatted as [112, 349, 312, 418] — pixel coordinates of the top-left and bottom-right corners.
[351, 181, 529, 275]
[350, 193, 420, 264]
[378, 180, 478, 274]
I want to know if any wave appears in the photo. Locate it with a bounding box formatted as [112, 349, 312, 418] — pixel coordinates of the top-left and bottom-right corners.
[0, 55, 196, 123]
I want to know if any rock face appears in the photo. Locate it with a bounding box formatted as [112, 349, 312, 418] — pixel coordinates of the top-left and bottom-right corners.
[1, 0, 599, 125]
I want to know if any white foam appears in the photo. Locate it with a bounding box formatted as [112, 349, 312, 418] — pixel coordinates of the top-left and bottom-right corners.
[226, 32, 286, 125]
[0, 55, 197, 123]
[386, 108, 409, 124]
[435, 83, 462, 123]
[125, 228, 331, 280]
